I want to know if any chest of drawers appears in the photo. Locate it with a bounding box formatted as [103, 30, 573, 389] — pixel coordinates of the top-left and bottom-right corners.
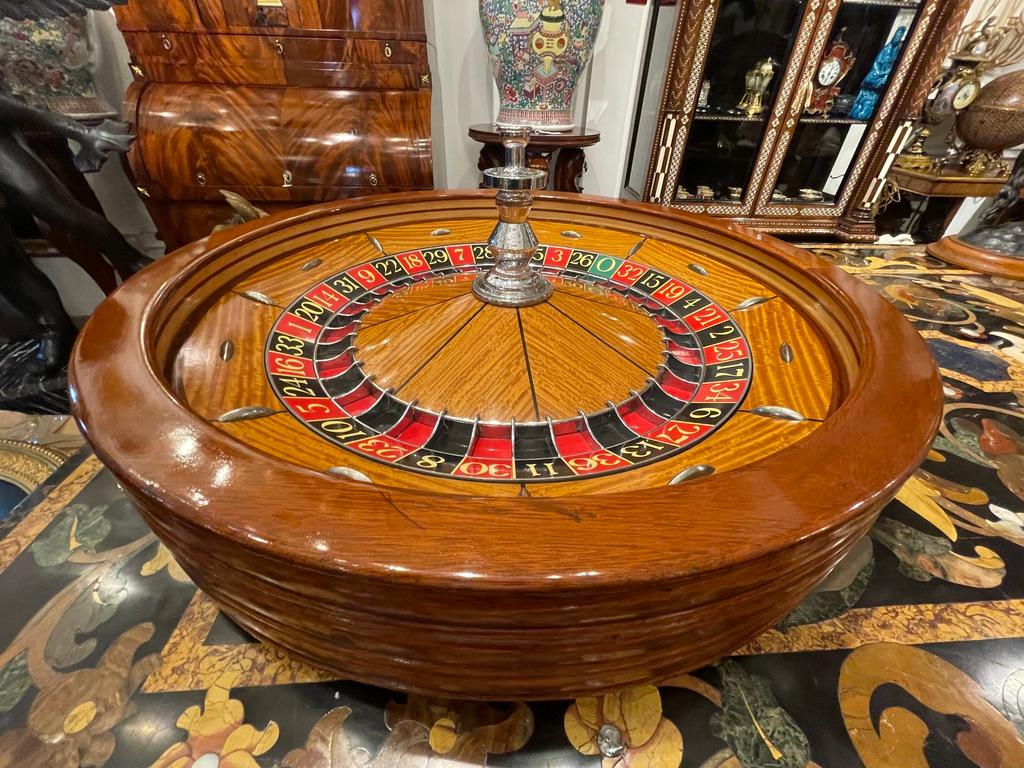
[115, 0, 433, 248]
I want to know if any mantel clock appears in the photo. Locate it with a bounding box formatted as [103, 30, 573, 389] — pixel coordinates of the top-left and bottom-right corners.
[807, 30, 855, 115]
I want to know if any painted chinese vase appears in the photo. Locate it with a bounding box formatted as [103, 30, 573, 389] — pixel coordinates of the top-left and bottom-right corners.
[480, 0, 605, 131]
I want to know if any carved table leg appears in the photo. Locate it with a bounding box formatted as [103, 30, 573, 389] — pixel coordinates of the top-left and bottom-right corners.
[553, 147, 587, 194]
[526, 151, 552, 189]
[477, 143, 505, 190]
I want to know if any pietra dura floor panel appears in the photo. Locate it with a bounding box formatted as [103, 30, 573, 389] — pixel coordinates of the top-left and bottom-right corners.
[1, 244, 1023, 767]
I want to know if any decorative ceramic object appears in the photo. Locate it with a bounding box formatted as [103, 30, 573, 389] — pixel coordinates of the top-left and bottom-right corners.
[956, 70, 1024, 152]
[807, 30, 855, 115]
[480, 0, 605, 131]
[850, 26, 906, 121]
[954, 70, 1024, 177]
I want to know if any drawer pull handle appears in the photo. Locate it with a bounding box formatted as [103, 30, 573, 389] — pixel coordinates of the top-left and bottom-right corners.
[369, 172, 379, 187]
[274, 39, 284, 55]
[161, 35, 172, 50]
[384, 42, 392, 59]
[282, 169, 293, 187]
[196, 171, 207, 185]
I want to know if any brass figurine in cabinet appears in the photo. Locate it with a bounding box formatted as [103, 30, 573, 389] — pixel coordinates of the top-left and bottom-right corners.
[736, 58, 777, 118]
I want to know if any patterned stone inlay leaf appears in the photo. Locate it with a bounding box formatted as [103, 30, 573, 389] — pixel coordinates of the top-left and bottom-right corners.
[46, 569, 129, 669]
[565, 685, 683, 767]
[30, 503, 111, 567]
[711, 660, 811, 768]
[0, 651, 30, 713]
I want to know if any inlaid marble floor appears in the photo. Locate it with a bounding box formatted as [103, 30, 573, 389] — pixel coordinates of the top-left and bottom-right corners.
[0, 245, 1022, 767]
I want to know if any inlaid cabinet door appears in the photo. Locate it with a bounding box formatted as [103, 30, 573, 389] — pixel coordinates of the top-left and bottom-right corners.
[645, 0, 817, 217]
[628, 0, 968, 239]
[754, 0, 940, 220]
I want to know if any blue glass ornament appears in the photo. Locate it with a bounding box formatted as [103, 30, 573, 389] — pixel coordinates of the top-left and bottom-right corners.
[850, 26, 907, 121]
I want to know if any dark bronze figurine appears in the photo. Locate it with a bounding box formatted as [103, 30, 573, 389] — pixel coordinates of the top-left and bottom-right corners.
[980, 149, 1024, 228]
[958, 150, 1024, 260]
[0, 93, 150, 371]
[1, 0, 136, 373]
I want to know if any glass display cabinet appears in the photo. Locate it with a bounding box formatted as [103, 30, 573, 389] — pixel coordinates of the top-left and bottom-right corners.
[624, 0, 967, 240]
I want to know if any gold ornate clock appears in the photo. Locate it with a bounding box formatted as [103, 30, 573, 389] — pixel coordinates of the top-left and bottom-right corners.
[807, 30, 855, 116]
[926, 61, 983, 123]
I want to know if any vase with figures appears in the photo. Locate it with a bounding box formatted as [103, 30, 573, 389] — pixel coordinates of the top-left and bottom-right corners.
[480, 0, 605, 131]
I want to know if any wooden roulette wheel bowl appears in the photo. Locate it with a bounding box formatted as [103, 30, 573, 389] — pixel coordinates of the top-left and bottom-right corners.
[70, 191, 941, 700]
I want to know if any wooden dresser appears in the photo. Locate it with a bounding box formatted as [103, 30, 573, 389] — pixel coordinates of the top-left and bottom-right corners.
[114, 0, 433, 249]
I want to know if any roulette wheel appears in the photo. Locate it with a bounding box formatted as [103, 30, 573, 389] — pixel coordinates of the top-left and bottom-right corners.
[70, 134, 941, 701]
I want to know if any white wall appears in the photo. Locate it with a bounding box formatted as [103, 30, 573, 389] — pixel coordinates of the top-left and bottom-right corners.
[426, 0, 652, 197]
[424, 0, 498, 190]
[85, 10, 162, 257]
[584, 1, 652, 196]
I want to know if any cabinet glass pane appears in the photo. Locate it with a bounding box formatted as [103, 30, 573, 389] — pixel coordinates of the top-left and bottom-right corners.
[771, 0, 921, 206]
[674, 0, 806, 204]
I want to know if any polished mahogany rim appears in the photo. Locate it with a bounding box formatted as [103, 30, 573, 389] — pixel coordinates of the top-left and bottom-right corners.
[70, 191, 942, 595]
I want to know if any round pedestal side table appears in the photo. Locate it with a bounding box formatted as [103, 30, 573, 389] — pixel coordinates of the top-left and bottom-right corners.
[468, 123, 600, 193]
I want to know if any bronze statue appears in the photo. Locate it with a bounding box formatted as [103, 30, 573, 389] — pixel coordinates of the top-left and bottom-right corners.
[1, 0, 143, 374]
[981, 149, 1024, 229]
[927, 150, 1024, 273]
[0, 93, 150, 372]
[0, 0, 146, 376]
[954, 150, 1024, 260]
